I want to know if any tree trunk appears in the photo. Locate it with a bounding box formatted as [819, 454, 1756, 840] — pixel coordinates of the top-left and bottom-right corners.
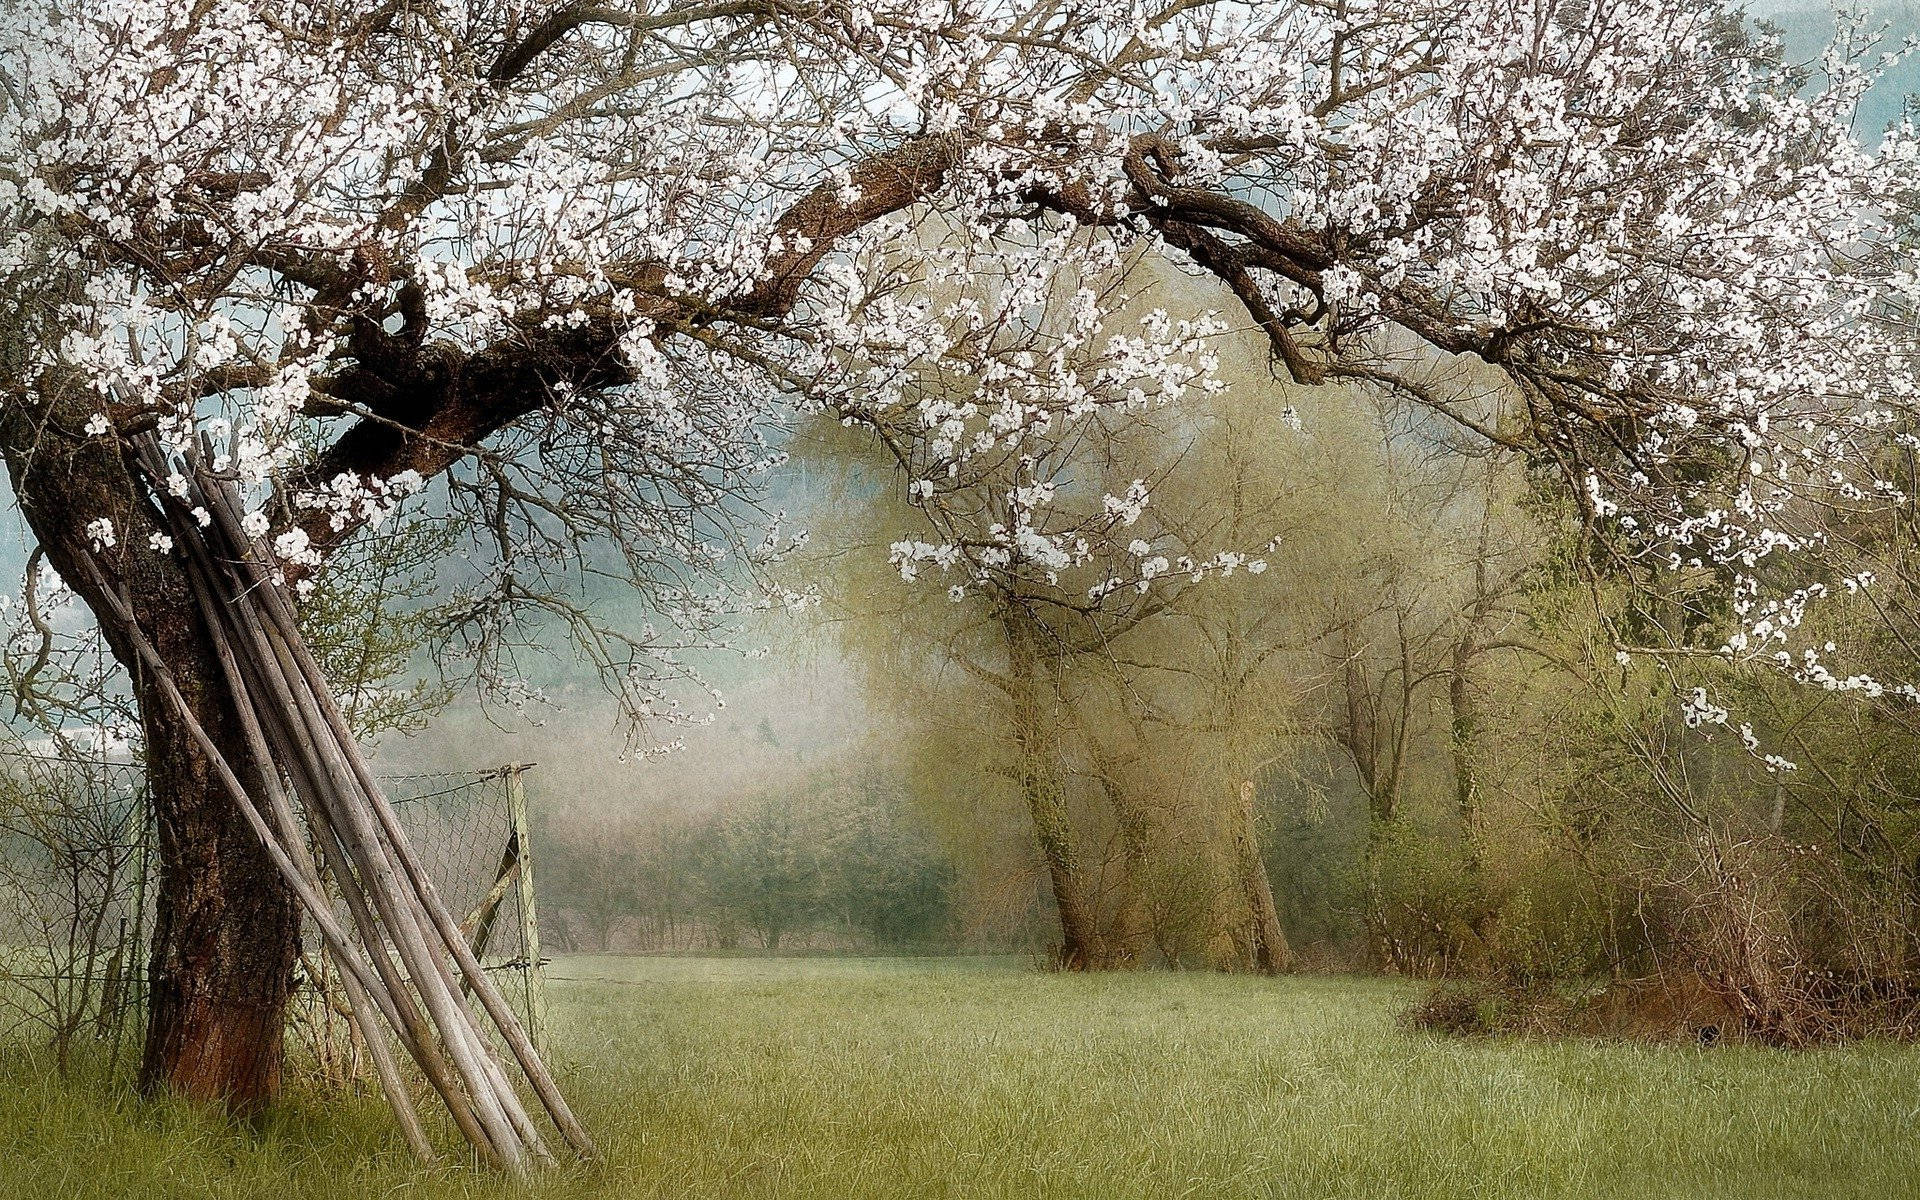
[1448, 636, 1482, 874]
[1094, 770, 1151, 966]
[1232, 781, 1291, 974]
[1341, 629, 1410, 971]
[1020, 746, 1100, 968]
[4, 411, 300, 1113]
[1003, 605, 1099, 969]
[1361, 809, 1397, 971]
[137, 660, 301, 1112]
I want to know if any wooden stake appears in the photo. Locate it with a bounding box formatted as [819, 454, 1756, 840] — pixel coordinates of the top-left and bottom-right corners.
[503, 764, 546, 1056]
[92, 433, 596, 1172]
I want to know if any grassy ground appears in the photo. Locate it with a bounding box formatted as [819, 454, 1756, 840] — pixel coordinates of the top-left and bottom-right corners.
[2, 955, 1915, 1199]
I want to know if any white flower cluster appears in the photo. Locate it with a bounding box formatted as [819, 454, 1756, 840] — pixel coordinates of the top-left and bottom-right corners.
[1681, 687, 1730, 730]
[292, 471, 427, 536]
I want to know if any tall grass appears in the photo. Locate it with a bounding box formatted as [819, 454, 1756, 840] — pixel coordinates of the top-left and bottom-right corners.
[2, 956, 1912, 1198]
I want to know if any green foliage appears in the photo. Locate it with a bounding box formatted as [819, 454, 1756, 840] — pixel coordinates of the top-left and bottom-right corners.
[1362, 822, 1496, 975]
[820, 784, 956, 951]
[1135, 848, 1222, 968]
[298, 514, 462, 742]
[1261, 776, 1367, 958]
[692, 790, 828, 951]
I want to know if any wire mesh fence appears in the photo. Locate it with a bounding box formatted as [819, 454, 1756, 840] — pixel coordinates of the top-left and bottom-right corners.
[0, 751, 150, 1074]
[0, 750, 545, 1077]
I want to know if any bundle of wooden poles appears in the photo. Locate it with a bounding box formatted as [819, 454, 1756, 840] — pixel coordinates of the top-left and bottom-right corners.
[79, 431, 594, 1172]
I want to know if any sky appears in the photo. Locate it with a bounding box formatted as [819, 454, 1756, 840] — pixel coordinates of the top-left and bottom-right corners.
[1760, 3, 1920, 134]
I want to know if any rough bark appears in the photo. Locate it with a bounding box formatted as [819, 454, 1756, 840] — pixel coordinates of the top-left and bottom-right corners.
[1448, 635, 1483, 875]
[1022, 765, 1099, 969]
[2, 405, 299, 1113]
[134, 659, 301, 1111]
[1002, 605, 1099, 969]
[1092, 767, 1151, 967]
[1233, 780, 1291, 974]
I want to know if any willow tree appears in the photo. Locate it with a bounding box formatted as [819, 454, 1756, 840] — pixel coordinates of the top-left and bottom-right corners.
[2, 0, 1910, 1110]
[823, 260, 1257, 968]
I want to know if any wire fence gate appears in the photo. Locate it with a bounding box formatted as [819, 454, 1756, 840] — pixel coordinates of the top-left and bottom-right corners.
[0, 752, 547, 1077]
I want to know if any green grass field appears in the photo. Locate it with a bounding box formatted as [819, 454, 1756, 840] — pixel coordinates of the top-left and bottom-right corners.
[3, 955, 1915, 1199]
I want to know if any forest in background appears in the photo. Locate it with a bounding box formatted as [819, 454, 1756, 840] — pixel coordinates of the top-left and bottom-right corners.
[523, 277, 1920, 1048]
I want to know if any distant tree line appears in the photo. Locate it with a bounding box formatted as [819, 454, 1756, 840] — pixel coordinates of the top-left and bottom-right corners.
[538, 772, 958, 955]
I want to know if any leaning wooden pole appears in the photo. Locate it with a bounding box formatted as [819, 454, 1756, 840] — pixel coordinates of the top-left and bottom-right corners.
[78, 432, 597, 1172]
[74, 555, 472, 1153]
[182, 565, 439, 1164]
[128, 439, 511, 1163]
[180, 451, 592, 1159]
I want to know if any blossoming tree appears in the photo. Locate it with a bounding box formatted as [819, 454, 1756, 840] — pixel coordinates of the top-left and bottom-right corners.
[2, 0, 1914, 1112]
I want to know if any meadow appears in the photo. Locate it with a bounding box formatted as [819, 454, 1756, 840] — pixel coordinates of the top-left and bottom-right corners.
[2, 955, 1914, 1199]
